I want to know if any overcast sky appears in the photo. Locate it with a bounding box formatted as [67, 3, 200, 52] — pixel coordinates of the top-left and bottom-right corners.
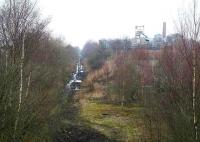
[30, 0, 194, 47]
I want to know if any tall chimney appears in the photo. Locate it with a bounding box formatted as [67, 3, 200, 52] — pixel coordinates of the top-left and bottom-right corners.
[163, 22, 166, 39]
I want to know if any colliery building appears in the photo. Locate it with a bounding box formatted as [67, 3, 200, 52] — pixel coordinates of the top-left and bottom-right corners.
[99, 22, 181, 50]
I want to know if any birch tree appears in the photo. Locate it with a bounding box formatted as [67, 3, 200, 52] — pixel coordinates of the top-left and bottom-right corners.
[177, 0, 200, 140]
[0, 0, 48, 141]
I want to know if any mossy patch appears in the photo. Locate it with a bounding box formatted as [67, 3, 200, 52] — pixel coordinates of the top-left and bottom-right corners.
[79, 101, 143, 142]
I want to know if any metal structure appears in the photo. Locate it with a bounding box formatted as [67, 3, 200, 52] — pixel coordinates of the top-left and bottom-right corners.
[135, 26, 144, 37]
[131, 25, 149, 47]
[135, 25, 149, 43]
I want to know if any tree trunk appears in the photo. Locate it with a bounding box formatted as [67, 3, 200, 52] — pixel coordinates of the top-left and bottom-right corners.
[192, 1, 198, 140]
[25, 72, 31, 98]
[192, 45, 197, 141]
[5, 50, 8, 74]
[14, 33, 25, 141]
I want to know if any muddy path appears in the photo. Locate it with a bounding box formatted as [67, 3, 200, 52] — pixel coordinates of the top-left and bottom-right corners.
[54, 85, 117, 142]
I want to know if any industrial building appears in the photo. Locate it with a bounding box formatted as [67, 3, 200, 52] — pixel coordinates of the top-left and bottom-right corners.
[99, 22, 181, 50]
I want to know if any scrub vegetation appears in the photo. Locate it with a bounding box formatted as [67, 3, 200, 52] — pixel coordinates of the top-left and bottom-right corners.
[1, 0, 200, 142]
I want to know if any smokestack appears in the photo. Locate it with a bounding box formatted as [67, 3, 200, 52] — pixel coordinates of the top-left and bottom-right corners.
[162, 22, 166, 39]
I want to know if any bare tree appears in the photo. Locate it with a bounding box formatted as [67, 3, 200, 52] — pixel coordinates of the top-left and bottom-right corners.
[176, 0, 200, 140]
[0, 0, 49, 141]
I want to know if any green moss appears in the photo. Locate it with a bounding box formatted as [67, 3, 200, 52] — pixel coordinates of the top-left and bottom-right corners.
[79, 101, 143, 141]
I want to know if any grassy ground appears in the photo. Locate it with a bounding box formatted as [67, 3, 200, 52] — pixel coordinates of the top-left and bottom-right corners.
[79, 100, 144, 142]
[71, 83, 145, 142]
[57, 81, 145, 142]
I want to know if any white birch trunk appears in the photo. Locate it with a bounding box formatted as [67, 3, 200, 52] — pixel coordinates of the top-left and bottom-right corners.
[192, 1, 198, 140]
[192, 43, 197, 141]
[25, 72, 31, 98]
[14, 33, 25, 141]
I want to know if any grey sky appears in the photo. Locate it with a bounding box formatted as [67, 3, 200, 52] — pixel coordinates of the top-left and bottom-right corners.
[1, 0, 193, 48]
